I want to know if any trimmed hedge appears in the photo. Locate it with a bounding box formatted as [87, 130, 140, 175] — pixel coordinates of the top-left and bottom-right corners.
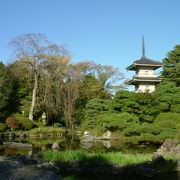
[125, 113, 180, 143]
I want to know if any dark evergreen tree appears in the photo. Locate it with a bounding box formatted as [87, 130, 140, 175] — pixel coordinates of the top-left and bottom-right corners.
[0, 62, 19, 121]
[155, 81, 180, 113]
[162, 45, 180, 86]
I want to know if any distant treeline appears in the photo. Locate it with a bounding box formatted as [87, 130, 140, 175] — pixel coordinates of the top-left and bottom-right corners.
[0, 33, 179, 143]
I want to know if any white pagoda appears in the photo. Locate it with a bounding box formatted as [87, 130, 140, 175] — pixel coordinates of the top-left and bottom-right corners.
[126, 37, 162, 93]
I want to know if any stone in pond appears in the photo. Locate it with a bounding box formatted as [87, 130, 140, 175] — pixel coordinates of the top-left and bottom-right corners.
[81, 141, 93, 149]
[102, 130, 112, 140]
[84, 131, 92, 135]
[52, 143, 60, 149]
[102, 140, 111, 148]
[81, 135, 94, 142]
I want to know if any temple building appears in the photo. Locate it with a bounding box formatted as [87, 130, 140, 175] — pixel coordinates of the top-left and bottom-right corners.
[126, 37, 163, 93]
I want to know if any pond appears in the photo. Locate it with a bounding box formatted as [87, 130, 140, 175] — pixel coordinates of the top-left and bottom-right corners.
[0, 136, 158, 156]
[0, 136, 179, 180]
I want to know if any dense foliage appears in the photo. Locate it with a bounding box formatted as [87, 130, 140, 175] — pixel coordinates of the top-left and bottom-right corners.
[0, 123, 7, 132]
[0, 62, 18, 121]
[6, 117, 20, 131]
[11, 113, 35, 130]
[162, 45, 180, 86]
[80, 45, 180, 143]
[0, 33, 179, 144]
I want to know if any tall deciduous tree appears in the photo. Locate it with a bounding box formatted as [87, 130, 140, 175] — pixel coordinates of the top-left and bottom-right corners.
[10, 34, 48, 120]
[38, 45, 71, 123]
[74, 62, 124, 125]
[10, 33, 70, 121]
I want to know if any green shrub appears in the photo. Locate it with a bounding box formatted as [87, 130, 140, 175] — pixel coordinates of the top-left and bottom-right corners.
[156, 120, 176, 128]
[157, 128, 177, 140]
[155, 112, 180, 124]
[176, 125, 180, 139]
[154, 112, 180, 140]
[125, 112, 180, 143]
[123, 123, 162, 137]
[54, 123, 62, 127]
[0, 123, 7, 132]
[122, 122, 141, 136]
[11, 113, 35, 130]
[81, 99, 110, 129]
[138, 133, 158, 142]
[97, 112, 139, 132]
[82, 109, 139, 132]
[6, 117, 20, 130]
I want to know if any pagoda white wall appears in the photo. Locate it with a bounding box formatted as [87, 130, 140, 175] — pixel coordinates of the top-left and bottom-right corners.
[136, 67, 158, 77]
[136, 84, 156, 93]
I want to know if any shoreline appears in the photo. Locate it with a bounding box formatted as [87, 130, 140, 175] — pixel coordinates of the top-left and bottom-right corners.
[0, 153, 179, 180]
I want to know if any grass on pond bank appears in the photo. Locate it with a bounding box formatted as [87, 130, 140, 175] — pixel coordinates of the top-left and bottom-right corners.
[42, 149, 180, 166]
[29, 127, 66, 135]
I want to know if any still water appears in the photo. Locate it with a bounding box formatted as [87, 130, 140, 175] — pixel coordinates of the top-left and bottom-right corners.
[0, 137, 179, 180]
[0, 136, 158, 155]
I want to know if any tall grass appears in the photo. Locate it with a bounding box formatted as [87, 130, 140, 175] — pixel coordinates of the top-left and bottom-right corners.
[43, 149, 87, 162]
[43, 149, 180, 166]
[101, 152, 152, 165]
[29, 127, 66, 135]
[42, 149, 153, 165]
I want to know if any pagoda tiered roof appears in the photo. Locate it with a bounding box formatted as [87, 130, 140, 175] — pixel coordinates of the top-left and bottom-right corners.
[126, 56, 163, 70]
[127, 76, 162, 85]
[127, 37, 163, 91]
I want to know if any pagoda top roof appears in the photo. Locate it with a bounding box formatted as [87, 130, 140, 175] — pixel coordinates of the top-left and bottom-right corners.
[126, 56, 163, 70]
[127, 36, 163, 70]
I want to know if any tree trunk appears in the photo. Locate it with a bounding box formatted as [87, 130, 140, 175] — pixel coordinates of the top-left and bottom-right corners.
[29, 73, 38, 121]
[64, 85, 74, 130]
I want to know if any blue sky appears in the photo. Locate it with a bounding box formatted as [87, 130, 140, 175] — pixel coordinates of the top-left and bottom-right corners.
[0, 0, 180, 86]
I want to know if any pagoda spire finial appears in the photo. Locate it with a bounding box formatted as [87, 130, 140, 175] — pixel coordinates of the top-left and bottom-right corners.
[142, 36, 145, 58]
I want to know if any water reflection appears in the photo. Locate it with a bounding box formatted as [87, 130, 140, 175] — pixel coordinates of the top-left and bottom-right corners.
[0, 136, 178, 180]
[0, 136, 158, 156]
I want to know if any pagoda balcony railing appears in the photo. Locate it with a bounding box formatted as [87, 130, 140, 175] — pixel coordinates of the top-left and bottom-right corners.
[134, 74, 160, 78]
